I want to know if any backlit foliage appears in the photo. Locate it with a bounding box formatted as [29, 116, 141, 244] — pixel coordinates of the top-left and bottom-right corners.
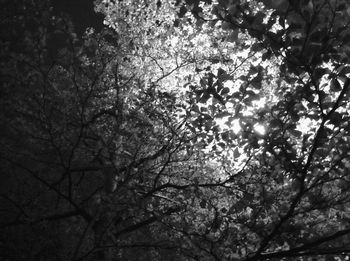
[1, 0, 350, 260]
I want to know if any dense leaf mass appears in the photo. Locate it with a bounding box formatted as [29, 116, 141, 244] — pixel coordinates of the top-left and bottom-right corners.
[1, 0, 350, 260]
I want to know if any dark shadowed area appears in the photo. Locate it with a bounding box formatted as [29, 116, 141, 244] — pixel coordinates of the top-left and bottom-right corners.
[51, 0, 104, 35]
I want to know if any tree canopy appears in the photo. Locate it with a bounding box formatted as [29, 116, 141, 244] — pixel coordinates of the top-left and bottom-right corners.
[1, 0, 350, 260]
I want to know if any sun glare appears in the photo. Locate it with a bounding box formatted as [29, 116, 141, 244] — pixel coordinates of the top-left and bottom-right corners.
[254, 123, 266, 136]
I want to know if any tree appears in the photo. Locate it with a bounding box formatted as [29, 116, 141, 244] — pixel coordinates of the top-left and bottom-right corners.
[168, 0, 350, 260]
[1, 0, 350, 260]
[0, 1, 191, 260]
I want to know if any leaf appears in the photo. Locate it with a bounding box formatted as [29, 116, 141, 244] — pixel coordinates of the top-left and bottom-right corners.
[220, 87, 230, 95]
[233, 147, 240, 158]
[251, 74, 263, 89]
[264, 0, 289, 11]
[249, 43, 262, 53]
[343, 33, 350, 44]
[199, 199, 207, 208]
[222, 21, 233, 30]
[329, 112, 342, 126]
[216, 111, 231, 118]
[330, 78, 342, 92]
[339, 66, 350, 76]
[262, 49, 272, 61]
[221, 131, 229, 141]
[199, 92, 210, 103]
[192, 105, 200, 113]
[173, 19, 180, 27]
[217, 142, 226, 148]
[178, 6, 187, 17]
[313, 67, 330, 79]
[204, 121, 212, 131]
[217, 68, 231, 82]
[226, 30, 239, 42]
[288, 129, 302, 138]
[270, 119, 281, 128]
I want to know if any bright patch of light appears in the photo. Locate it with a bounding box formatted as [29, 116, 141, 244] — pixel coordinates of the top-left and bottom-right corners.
[254, 123, 266, 136]
[296, 117, 313, 132]
[170, 36, 179, 47]
[223, 80, 234, 88]
[224, 79, 242, 93]
[252, 97, 266, 108]
[232, 119, 241, 134]
[214, 116, 241, 134]
[243, 97, 268, 117]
